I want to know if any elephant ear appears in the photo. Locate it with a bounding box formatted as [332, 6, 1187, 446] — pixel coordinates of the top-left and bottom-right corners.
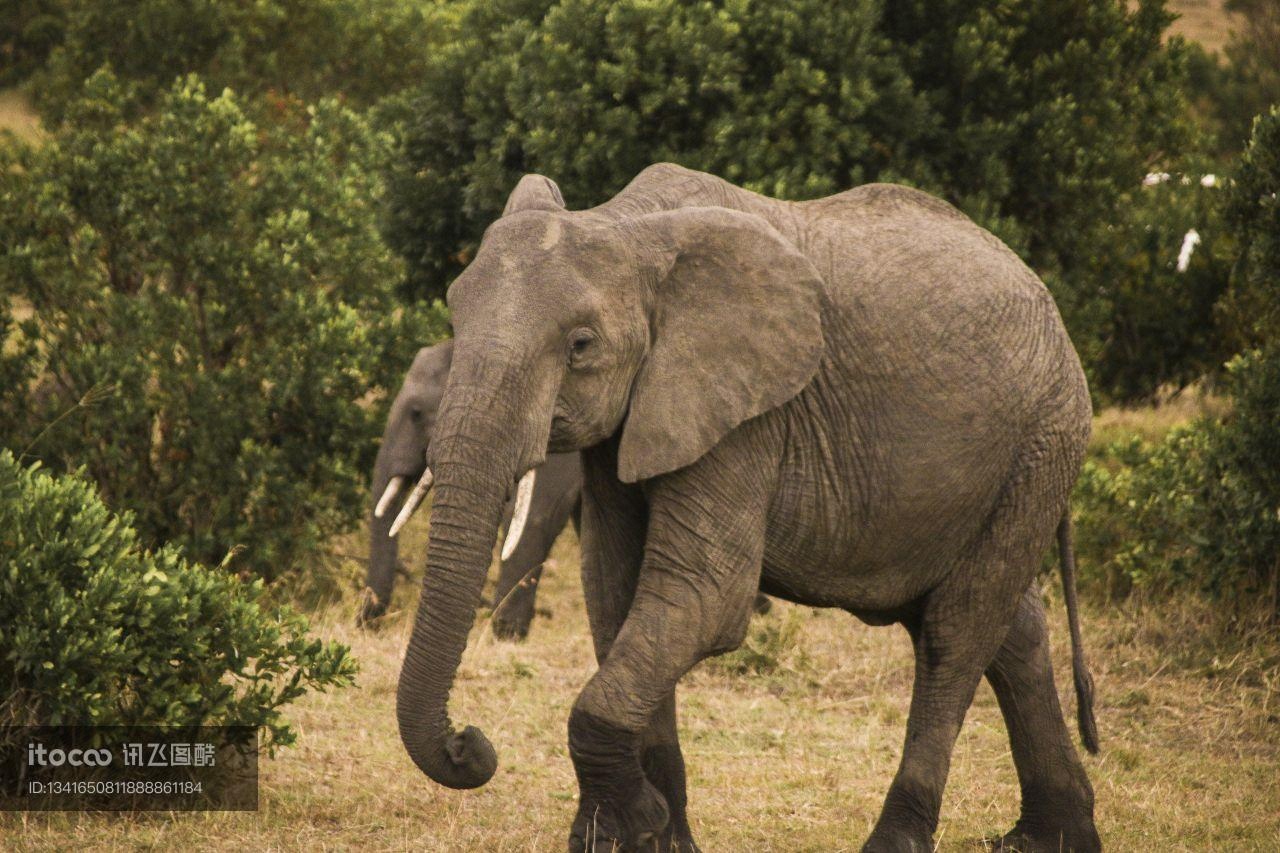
[502, 174, 565, 215]
[617, 206, 826, 483]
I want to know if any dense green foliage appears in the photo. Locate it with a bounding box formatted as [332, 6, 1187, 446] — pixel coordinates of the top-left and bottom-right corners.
[1075, 109, 1280, 618]
[384, 0, 919, 295]
[385, 0, 1188, 359]
[13, 0, 443, 121]
[0, 72, 445, 581]
[1186, 0, 1280, 156]
[1222, 106, 1280, 348]
[880, 1, 1187, 283]
[3, 0, 1277, 629]
[0, 450, 356, 740]
[0, 0, 66, 86]
[1087, 174, 1235, 401]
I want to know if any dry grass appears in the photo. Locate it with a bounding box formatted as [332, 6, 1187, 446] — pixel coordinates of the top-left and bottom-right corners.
[4, 455, 1279, 850]
[1164, 0, 1240, 52]
[1091, 382, 1229, 447]
[0, 89, 41, 144]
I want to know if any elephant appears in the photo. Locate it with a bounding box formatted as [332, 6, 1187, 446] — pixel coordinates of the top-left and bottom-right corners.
[361, 339, 583, 640]
[394, 164, 1101, 853]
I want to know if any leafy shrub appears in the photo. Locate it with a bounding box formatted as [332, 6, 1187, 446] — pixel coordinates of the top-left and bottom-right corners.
[880, 1, 1190, 292]
[1074, 109, 1280, 618]
[709, 609, 811, 678]
[19, 0, 443, 121]
[1075, 360, 1280, 618]
[0, 450, 356, 743]
[0, 0, 66, 87]
[1221, 106, 1280, 349]
[0, 71, 444, 581]
[1192, 0, 1280, 156]
[1086, 174, 1235, 402]
[385, 0, 1188, 320]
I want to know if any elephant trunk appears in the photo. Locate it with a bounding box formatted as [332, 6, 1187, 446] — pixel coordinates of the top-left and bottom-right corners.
[362, 443, 401, 623]
[395, 354, 540, 789]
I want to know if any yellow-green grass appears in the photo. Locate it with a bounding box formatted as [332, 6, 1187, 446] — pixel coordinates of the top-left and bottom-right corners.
[1091, 385, 1228, 447]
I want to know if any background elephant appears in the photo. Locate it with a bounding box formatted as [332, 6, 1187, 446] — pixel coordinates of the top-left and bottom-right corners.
[395, 165, 1101, 852]
[361, 339, 582, 640]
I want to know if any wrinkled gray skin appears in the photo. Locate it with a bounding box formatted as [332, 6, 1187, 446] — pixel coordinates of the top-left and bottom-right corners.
[363, 341, 771, 636]
[396, 165, 1101, 853]
[361, 340, 583, 640]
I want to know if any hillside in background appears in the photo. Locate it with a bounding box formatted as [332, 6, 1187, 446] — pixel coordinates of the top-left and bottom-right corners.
[1165, 0, 1239, 50]
[0, 89, 39, 141]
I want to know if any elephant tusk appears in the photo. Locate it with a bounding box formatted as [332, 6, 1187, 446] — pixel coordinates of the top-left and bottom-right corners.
[374, 476, 407, 519]
[388, 468, 434, 538]
[500, 468, 537, 562]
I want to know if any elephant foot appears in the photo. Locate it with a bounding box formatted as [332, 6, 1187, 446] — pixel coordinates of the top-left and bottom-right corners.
[652, 825, 701, 853]
[491, 596, 535, 641]
[356, 587, 386, 627]
[568, 780, 670, 853]
[861, 826, 932, 853]
[486, 578, 532, 637]
[751, 593, 772, 615]
[990, 820, 1101, 853]
[491, 615, 531, 641]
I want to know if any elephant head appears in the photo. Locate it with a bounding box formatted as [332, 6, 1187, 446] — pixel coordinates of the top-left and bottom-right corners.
[359, 341, 453, 625]
[396, 169, 823, 789]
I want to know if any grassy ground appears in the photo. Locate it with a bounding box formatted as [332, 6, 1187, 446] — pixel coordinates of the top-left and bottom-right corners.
[1091, 383, 1228, 446]
[4, 404, 1279, 851]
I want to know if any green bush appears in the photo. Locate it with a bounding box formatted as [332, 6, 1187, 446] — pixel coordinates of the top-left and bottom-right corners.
[0, 71, 444, 581]
[1086, 174, 1235, 402]
[1074, 109, 1280, 618]
[0, 450, 356, 743]
[0, 0, 66, 87]
[18, 0, 443, 122]
[385, 0, 1187, 318]
[1075, 357, 1280, 617]
[1195, 0, 1280, 156]
[1221, 106, 1280, 349]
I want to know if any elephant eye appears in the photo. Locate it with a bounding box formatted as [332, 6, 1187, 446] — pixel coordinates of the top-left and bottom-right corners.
[567, 329, 596, 367]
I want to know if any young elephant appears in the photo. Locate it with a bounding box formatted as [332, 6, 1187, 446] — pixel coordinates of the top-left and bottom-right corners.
[395, 165, 1101, 852]
[361, 340, 582, 640]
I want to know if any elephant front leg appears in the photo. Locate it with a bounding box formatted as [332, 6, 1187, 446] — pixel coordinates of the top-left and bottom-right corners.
[568, 704, 672, 852]
[490, 559, 543, 641]
[569, 471, 767, 852]
[572, 689, 699, 852]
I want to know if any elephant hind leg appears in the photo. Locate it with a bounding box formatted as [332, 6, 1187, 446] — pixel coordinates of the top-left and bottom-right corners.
[865, 435, 1083, 853]
[986, 587, 1100, 852]
[865, 565, 1021, 852]
[640, 693, 700, 852]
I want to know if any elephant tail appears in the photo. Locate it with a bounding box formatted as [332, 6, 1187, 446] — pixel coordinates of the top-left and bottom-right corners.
[1058, 513, 1100, 754]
